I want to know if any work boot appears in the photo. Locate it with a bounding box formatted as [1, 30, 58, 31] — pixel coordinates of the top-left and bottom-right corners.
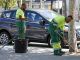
[54, 50, 61, 56]
[54, 49, 65, 56]
[59, 49, 65, 55]
[54, 50, 58, 55]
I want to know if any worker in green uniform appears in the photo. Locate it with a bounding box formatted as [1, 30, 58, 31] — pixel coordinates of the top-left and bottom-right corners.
[48, 15, 73, 56]
[16, 3, 27, 40]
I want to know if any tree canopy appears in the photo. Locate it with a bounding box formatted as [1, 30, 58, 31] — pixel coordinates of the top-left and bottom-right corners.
[0, 0, 17, 9]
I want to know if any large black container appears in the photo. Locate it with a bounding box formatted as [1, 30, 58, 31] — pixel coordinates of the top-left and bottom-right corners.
[14, 39, 28, 53]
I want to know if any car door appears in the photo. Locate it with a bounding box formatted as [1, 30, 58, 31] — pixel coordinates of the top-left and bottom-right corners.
[9, 11, 19, 36]
[0, 11, 12, 32]
[26, 11, 48, 40]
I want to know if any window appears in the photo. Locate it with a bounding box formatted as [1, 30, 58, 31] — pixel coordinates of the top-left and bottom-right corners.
[11, 12, 16, 18]
[27, 12, 34, 21]
[34, 14, 43, 21]
[0, 12, 11, 18]
[30, 13, 36, 21]
[5, 12, 11, 18]
[27, 11, 43, 22]
[27, 12, 36, 21]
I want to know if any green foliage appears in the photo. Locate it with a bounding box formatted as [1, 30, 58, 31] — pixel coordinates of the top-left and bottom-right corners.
[0, 0, 4, 7]
[0, 0, 17, 9]
[8, 0, 17, 8]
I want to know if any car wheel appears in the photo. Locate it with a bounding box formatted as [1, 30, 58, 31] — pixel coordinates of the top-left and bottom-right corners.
[48, 36, 52, 47]
[0, 32, 10, 45]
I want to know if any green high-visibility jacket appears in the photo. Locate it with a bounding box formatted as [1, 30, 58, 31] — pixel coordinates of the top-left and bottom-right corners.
[16, 8, 25, 19]
[16, 8, 26, 27]
[54, 16, 65, 30]
[49, 15, 65, 30]
[16, 8, 26, 39]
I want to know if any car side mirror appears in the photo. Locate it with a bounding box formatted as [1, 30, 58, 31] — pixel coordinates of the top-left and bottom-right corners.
[39, 20, 45, 26]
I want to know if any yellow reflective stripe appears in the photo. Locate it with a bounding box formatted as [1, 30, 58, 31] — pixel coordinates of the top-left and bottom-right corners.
[52, 42, 61, 50]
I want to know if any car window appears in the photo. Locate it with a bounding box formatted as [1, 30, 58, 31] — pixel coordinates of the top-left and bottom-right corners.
[27, 11, 43, 22]
[34, 14, 43, 21]
[5, 12, 11, 18]
[11, 11, 16, 18]
[27, 12, 34, 21]
[38, 10, 61, 20]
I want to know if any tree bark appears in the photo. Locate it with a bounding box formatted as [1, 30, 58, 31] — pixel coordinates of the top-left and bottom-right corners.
[62, 0, 66, 16]
[68, 0, 77, 53]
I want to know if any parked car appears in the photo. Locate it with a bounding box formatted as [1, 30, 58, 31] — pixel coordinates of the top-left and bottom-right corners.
[64, 22, 80, 40]
[0, 9, 80, 47]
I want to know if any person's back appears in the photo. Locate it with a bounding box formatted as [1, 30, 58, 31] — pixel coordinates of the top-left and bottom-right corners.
[16, 8, 25, 19]
[54, 16, 65, 30]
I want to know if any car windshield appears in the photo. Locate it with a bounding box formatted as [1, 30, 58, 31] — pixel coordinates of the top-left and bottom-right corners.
[37, 10, 61, 20]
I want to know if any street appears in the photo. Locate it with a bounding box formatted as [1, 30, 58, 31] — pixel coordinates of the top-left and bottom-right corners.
[0, 43, 80, 60]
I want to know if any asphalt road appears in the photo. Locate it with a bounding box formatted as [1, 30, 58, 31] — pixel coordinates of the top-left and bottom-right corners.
[0, 42, 80, 60]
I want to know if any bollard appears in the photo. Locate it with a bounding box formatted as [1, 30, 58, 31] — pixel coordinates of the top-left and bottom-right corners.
[14, 39, 28, 53]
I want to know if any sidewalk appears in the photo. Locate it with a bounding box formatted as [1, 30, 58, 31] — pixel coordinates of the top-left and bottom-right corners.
[0, 46, 80, 60]
[62, 49, 80, 56]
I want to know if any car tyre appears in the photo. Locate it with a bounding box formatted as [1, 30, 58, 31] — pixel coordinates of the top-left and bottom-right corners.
[48, 36, 52, 47]
[0, 32, 11, 45]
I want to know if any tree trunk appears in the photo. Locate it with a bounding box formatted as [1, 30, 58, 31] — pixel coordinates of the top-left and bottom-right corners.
[62, 0, 66, 16]
[29, 0, 32, 8]
[68, 0, 77, 53]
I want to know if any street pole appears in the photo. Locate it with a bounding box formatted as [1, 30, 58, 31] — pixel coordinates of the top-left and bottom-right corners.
[29, 0, 32, 8]
[17, 0, 22, 7]
[40, 0, 44, 9]
[66, 0, 69, 16]
[68, 0, 77, 53]
[21, 0, 22, 4]
[4, 0, 7, 10]
[57, 0, 60, 13]
[51, 0, 53, 10]
[22, 0, 26, 3]
[62, 0, 66, 16]
[40, 0, 42, 9]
